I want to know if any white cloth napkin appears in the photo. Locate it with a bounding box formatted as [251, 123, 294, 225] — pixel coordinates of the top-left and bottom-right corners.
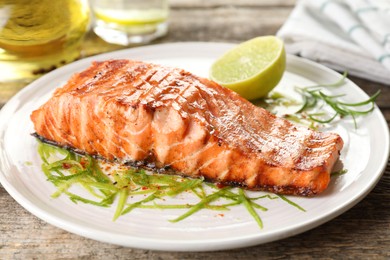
[277, 0, 390, 85]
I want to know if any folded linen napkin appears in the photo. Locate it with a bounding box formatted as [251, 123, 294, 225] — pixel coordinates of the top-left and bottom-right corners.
[277, 0, 390, 85]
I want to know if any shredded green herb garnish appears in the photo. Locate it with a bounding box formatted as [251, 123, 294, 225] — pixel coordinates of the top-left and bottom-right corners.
[238, 188, 264, 229]
[277, 195, 306, 212]
[331, 169, 348, 177]
[262, 72, 380, 129]
[37, 141, 305, 229]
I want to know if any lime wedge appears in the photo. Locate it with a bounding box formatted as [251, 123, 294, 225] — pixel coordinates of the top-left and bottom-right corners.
[210, 36, 286, 100]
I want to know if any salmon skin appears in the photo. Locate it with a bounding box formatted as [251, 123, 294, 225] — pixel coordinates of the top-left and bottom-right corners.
[31, 59, 343, 196]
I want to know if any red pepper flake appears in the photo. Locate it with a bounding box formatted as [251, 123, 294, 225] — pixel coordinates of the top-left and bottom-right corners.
[142, 186, 148, 190]
[216, 182, 226, 189]
[80, 158, 87, 168]
[62, 163, 71, 169]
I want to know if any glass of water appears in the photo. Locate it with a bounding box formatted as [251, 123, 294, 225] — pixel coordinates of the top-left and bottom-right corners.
[90, 0, 169, 46]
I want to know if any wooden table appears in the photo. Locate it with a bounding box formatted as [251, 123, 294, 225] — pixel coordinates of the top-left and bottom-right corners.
[1, 1, 389, 259]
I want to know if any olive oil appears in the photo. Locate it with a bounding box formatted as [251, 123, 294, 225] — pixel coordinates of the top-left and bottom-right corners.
[0, 0, 90, 82]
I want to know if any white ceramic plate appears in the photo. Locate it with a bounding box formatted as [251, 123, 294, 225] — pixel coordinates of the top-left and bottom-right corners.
[0, 42, 388, 252]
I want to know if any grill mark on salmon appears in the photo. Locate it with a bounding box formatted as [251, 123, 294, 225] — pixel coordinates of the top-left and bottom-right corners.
[31, 59, 344, 196]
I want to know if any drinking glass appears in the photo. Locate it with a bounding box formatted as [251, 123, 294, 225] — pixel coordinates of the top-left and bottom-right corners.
[90, 0, 169, 46]
[0, 0, 90, 83]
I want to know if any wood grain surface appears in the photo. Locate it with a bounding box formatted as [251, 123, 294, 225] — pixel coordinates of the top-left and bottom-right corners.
[1, 1, 389, 259]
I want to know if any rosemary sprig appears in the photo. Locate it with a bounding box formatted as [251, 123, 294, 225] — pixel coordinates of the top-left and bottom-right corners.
[296, 86, 380, 129]
[263, 72, 380, 129]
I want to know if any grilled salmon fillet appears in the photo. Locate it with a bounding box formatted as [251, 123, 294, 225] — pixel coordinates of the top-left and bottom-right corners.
[31, 59, 343, 196]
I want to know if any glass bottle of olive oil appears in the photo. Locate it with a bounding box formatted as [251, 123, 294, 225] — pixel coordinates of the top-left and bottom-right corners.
[0, 0, 90, 82]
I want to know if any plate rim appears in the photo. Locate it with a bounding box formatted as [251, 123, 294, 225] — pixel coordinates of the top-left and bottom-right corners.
[0, 42, 389, 251]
